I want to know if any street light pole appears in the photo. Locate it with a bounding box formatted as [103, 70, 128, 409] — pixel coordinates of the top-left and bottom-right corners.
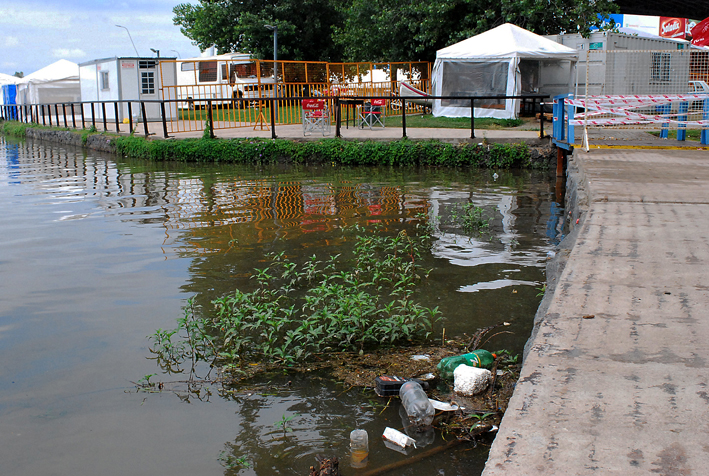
[115, 25, 140, 57]
[150, 48, 160, 58]
[265, 25, 278, 118]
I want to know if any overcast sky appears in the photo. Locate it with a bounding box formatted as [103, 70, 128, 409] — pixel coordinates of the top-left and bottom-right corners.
[0, 1, 203, 76]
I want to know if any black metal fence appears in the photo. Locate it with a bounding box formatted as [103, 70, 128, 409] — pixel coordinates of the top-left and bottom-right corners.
[1, 94, 549, 140]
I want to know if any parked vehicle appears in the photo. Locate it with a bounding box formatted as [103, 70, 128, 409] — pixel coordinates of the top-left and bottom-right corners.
[176, 53, 276, 109]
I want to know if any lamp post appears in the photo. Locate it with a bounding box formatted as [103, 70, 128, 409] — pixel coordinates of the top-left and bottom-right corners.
[265, 25, 278, 117]
[150, 48, 160, 58]
[115, 25, 140, 57]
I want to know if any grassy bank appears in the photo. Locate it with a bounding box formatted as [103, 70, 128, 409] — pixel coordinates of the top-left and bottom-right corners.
[2, 119, 550, 168]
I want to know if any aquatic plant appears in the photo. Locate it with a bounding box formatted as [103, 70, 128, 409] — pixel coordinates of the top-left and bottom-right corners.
[149, 227, 442, 370]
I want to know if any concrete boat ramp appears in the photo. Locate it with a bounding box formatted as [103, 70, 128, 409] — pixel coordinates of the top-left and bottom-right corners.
[484, 148, 709, 475]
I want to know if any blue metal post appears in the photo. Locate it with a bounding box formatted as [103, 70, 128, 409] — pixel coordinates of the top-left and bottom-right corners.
[659, 103, 670, 139]
[702, 98, 709, 146]
[677, 101, 688, 142]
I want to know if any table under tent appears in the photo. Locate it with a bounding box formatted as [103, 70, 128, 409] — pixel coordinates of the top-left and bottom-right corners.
[432, 23, 578, 119]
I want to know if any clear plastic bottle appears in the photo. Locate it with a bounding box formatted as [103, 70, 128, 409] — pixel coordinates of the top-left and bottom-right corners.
[399, 381, 435, 427]
[350, 429, 369, 468]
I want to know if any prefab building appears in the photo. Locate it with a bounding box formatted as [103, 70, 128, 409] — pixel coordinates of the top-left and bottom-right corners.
[79, 57, 177, 122]
[545, 31, 692, 96]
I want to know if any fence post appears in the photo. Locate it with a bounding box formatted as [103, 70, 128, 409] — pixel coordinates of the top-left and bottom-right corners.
[55, 104, 60, 126]
[141, 101, 149, 137]
[62, 104, 68, 127]
[402, 98, 407, 138]
[160, 101, 168, 138]
[335, 97, 341, 138]
[659, 103, 670, 139]
[71, 103, 76, 129]
[114, 102, 120, 132]
[702, 98, 709, 146]
[270, 98, 277, 139]
[102, 103, 107, 131]
[207, 100, 214, 138]
[470, 98, 475, 139]
[677, 101, 688, 141]
[128, 102, 133, 134]
[91, 102, 95, 129]
[42, 105, 46, 126]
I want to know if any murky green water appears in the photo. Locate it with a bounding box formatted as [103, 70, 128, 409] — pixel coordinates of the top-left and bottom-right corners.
[0, 136, 562, 475]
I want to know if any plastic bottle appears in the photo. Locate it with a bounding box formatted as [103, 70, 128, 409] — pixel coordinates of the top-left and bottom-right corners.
[399, 381, 435, 428]
[436, 350, 497, 380]
[350, 429, 369, 468]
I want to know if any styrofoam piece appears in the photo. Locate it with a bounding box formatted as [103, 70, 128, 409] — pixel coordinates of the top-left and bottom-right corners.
[429, 398, 459, 411]
[453, 365, 492, 396]
[382, 427, 417, 449]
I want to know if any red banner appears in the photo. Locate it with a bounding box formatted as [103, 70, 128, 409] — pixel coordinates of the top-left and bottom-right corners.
[660, 17, 686, 38]
[691, 17, 709, 47]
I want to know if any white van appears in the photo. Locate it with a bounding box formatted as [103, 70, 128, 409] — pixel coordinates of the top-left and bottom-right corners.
[176, 53, 276, 108]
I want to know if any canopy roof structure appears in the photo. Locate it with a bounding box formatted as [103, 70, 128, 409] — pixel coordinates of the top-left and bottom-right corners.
[16, 59, 81, 105]
[0, 72, 18, 85]
[436, 23, 578, 61]
[433, 23, 577, 119]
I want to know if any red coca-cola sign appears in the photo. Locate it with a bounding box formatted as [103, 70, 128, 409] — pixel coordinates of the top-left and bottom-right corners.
[660, 17, 687, 38]
[691, 17, 709, 47]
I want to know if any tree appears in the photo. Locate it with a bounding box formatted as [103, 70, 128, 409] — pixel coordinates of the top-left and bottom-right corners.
[173, 0, 346, 61]
[13, 71, 23, 78]
[332, 0, 619, 62]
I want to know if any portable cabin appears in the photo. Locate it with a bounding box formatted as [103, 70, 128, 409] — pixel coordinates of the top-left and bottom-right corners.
[79, 57, 178, 122]
[545, 31, 693, 96]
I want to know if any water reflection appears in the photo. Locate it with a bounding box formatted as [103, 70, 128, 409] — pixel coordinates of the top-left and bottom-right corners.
[0, 136, 562, 476]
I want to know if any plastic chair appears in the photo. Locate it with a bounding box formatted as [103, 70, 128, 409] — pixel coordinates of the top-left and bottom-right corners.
[358, 98, 386, 129]
[302, 99, 331, 136]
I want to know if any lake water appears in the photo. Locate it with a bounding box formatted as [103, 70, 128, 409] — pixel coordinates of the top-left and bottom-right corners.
[0, 136, 563, 475]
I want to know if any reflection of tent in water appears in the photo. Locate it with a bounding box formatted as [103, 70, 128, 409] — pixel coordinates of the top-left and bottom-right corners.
[432, 23, 577, 119]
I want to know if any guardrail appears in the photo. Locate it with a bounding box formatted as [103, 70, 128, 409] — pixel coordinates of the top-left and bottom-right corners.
[1, 94, 549, 141]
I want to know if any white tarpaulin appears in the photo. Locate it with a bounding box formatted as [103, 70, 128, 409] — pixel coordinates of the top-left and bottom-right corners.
[16, 59, 81, 105]
[432, 23, 577, 119]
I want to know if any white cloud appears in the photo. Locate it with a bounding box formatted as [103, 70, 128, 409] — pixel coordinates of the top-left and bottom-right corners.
[4, 36, 19, 47]
[0, 7, 74, 29]
[52, 48, 86, 59]
[2, 61, 18, 69]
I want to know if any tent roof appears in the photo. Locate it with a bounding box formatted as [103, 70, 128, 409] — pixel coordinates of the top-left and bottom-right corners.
[437, 23, 578, 60]
[20, 59, 79, 83]
[0, 72, 18, 84]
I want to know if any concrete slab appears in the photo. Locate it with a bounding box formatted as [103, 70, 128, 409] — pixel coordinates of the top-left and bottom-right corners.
[483, 149, 709, 475]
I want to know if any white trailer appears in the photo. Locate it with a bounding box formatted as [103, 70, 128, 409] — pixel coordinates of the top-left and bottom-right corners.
[171, 53, 276, 108]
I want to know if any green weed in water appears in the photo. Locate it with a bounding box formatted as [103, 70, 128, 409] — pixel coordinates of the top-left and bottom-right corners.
[148, 227, 442, 373]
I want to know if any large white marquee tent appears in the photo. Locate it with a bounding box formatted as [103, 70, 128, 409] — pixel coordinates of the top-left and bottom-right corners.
[16, 59, 81, 105]
[432, 23, 578, 119]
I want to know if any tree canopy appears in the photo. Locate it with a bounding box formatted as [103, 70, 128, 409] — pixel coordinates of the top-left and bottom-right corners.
[173, 0, 618, 62]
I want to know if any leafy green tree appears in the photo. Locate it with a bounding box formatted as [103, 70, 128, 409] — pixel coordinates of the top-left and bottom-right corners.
[173, 0, 346, 61]
[174, 0, 617, 63]
[334, 0, 618, 62]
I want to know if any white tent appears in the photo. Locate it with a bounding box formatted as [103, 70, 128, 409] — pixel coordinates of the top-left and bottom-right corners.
[0, 72, 17, 85]
[16, 59, 81, 105]
[432, 23, 578, 119]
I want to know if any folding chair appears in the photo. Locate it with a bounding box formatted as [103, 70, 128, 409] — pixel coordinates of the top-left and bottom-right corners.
[357, 98, 386, 130]
[302, 98, 331, 136]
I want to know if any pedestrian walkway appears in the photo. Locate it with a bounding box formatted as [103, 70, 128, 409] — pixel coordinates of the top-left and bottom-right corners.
[483, 148, 709, 475]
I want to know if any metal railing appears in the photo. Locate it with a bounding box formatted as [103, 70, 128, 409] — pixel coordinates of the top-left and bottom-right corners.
[1, 93, 549, 141]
